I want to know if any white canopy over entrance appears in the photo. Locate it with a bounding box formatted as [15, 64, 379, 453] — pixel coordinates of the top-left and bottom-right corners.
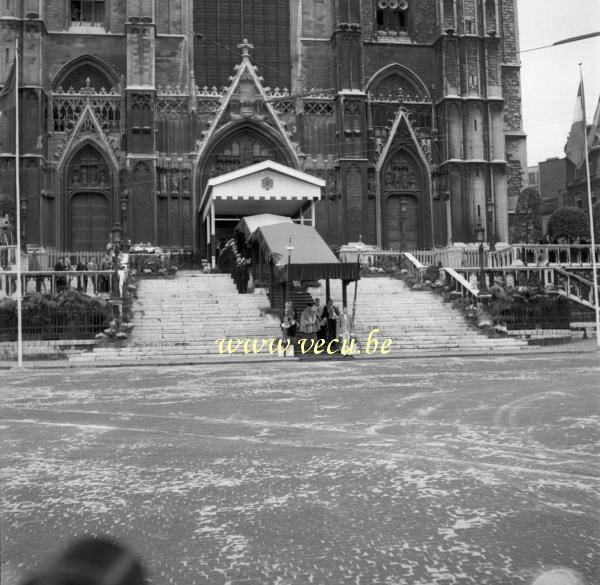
[200, 160, 325, 267]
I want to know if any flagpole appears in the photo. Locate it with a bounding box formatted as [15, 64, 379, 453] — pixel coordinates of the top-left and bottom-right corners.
[15, 38, 23, 367]
[579, 64, 600, 349]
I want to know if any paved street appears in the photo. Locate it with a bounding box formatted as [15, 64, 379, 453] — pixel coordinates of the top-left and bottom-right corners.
[1, 355, 599, 585]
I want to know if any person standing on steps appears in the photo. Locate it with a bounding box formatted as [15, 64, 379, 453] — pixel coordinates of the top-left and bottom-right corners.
[281, 301, 297, 356]
[238, 261, 250, 294]
[86, 256, 97, 294]
[325, 298, 340, 345]
[338, 306, 354, 356]
[314, 298, 327, 342]
[299, 301, 318, 344]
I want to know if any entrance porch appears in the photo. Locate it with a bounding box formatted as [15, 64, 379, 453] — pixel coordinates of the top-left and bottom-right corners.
[199, 160, 325, 268]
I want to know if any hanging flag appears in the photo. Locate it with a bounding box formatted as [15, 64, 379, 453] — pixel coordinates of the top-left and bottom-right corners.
[564, 80, 587, 169]
[0, 60, 16, 122]
[588, 94, 600, 149]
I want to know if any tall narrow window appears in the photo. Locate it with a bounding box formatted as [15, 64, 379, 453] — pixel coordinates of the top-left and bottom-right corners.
[71, 0, 105, 26]
[443, 0, 455, 30]
[485, 0, 497, 33]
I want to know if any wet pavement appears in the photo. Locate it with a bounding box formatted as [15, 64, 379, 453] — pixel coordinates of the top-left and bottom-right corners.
[1, 354, 599, 585]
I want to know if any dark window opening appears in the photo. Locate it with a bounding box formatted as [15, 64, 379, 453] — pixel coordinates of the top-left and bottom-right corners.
[71, 0, 105, 26]
[376, 5, 408, 34]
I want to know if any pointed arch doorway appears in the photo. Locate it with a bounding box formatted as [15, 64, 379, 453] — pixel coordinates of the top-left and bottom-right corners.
[384, 194, 420, 250]
[197, 123, 297, 252]
[70, 192, 109, 250]
[64, 144, 113, 250]
[381, 150, 426, 251]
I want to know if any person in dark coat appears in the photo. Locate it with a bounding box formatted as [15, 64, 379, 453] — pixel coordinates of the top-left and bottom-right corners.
[76, 258, 87, 292]
[232, 263, 241, 291]
[54, 257, 66, 292]
[238, 263, 250, 294]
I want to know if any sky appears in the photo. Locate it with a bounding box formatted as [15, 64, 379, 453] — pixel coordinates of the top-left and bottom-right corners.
[518, 0, 600, 167]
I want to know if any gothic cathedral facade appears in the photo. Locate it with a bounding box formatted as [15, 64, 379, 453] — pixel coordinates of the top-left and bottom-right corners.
[0, 0, 527, 255]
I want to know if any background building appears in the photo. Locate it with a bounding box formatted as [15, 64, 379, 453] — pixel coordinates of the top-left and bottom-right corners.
[565, 111, 599, 213]
[0, 0, 527, 256]
[539, 157, 566, 232]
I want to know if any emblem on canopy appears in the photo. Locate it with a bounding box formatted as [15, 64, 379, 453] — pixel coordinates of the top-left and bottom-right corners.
[261, 176, 274, 191]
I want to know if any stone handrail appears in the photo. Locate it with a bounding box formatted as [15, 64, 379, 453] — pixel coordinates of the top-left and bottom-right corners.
[440, 267, 479, 301]
[488, 244, 600, 268]
[453, 265, 598, 310]
[408, 248, 482, 269]
[553, 268, 597, 309]
[408, 244, 600, 269]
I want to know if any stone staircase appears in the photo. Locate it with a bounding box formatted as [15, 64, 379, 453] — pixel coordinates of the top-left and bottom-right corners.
[68, 272, 281, 363]
[69, 272, 528, 364]
[308, 277, 528, 352]
[268, 283, 315, 315]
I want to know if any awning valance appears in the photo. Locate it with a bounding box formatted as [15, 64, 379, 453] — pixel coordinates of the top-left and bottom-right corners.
[200, 160, 325, 221]
[234, 214, 293, 244]
[250, 222, 360, 283]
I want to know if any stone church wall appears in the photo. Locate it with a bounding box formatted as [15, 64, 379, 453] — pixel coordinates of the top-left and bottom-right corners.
[0, 0, 528, 252]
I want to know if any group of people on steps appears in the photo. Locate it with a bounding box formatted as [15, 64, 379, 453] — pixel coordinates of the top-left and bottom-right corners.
[281, 298, 355, 355]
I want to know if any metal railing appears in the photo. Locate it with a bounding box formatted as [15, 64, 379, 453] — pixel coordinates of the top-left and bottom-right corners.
[0, 270, 122, 298]
[493, 298, 572, 330]
[43, 250, 107, 270]
[0, 305, 111, 341]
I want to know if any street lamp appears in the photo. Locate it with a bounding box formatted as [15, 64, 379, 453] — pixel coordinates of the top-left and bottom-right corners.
[486, 200, 496, 251]
[111, 223, 122, 299]
[475, 223, 491, 298]
[283, 238, 294, 318]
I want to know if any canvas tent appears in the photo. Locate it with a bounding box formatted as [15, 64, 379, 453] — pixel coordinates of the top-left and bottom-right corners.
[248, 222, 360, 283]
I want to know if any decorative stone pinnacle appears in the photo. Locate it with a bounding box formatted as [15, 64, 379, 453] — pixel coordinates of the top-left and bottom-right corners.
[238, 38, 254, 58]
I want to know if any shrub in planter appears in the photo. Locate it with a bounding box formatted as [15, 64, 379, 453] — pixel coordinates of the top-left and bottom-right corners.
[423, 265, 441, 282]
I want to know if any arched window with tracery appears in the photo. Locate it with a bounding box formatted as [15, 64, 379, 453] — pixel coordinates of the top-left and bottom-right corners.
[205, 130, 289, 179]
[368, 66, 431, 141]
[52, 59, 121, 133]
